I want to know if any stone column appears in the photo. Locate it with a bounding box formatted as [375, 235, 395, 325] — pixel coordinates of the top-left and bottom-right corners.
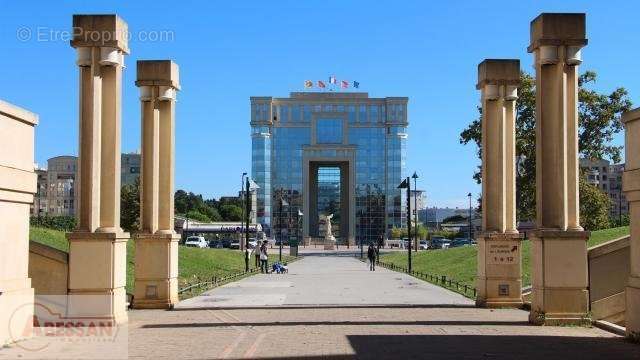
[67, 15, 129, 324]
[528, 13, 590, 325]
[0, 100, 38, 345]
[622, 108, 640, 340]
[475, 59, 523, 308]
[133, 61, 180, 309]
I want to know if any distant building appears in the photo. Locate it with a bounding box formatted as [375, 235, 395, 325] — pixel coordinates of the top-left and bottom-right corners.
[580, 158, 628, 220]
[121, 152, 141, 186]
[409, 190, 426, 220]
[44, 156, 77, 216]
[32, 152, 141, 217]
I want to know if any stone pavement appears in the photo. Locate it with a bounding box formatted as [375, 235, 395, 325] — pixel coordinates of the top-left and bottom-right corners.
[2, 255, 639, 359]
[176, 255, 472, 308]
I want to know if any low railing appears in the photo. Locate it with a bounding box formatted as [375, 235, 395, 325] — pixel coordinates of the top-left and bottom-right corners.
[369, 258, 477, 299]
[178, 268, 260, 298]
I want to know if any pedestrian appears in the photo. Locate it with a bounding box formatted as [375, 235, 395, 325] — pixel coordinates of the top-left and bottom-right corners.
[254, 242, 261, 268]
[367, 243, 376, 271]
[260, 240, 269, 274]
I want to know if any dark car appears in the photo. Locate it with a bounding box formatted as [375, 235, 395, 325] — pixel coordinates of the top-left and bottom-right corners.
[450, 238, 472, 248]
[208, 240, 223, 248]
[429, 236, 450, 250]
[220, 238, 232, 248]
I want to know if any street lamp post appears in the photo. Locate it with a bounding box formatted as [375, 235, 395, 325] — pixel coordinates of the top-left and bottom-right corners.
[398, 177, 412, 272]
[412, 172, 419, 252]
[467, 192, 472, 240]
[244, 177, 259, 272]
[279, 189, 288, 263]
[241, 172, 247, 248]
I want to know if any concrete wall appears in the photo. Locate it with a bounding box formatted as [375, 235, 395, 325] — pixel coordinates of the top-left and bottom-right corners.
[28, 241, 69, 295]
[0, 100, 38, 345]
[588, 236, 630, 325]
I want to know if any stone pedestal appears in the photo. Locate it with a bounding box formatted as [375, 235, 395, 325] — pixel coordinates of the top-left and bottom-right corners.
[133, 233, 179, 308]
[475, 59, 522, 308]
[67, 14, 130, 323]
[527, 13, 590, 325]
[529, 230, 590, 325]
[476, 232, 523, 308]
[622, 108, 640, 340]
[133, 60, 180, 309]
[67, 231, 129, 324]
[0, 100, 37, 345]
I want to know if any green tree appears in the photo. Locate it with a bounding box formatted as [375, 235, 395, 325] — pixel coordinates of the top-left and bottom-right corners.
[460, 71, 632, 222]
[120, 177, 140, 233]
[580, 175, 611, 231]
[415, 224, 428, 240]
[442, 214, 466, 224]
[185, 210, 211, 223]
[219, 204, 243, 221]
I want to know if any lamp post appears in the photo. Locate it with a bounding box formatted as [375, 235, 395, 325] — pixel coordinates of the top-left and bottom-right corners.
[279, 189, 289, 263]
[467, 192, 472, 241]
[241, 172, 247, 248]
[398, 177, 412, 272]
[412, 172, 419, 252]
[298, 209, 304, 248]
[244, 178, 259, 272]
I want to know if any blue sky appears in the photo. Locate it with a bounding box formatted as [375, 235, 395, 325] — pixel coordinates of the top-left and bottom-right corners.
[1, 1, 638, 208]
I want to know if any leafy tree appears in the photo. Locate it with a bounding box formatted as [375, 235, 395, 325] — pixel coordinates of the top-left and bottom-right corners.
[460, 71, 632, 222]
[390, 227, 406, 239]
[120, 177, 140, 232]
[579, 175, 611, 231]
[442, 214, 467, 224]
[185, 210, 211, 223]
[30, 215, 77, 232]
[219, 204, 242, 221]
[199, 205, 222, 222]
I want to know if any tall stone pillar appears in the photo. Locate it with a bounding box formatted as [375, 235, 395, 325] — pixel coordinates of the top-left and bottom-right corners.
[622, 108, 640, 340]
[475, 59, 524, 308]
[527, 13, 590, 325]
[134, 60, 180, 309]
[0, 100, 37, 345]
[67, 15, 129, 324]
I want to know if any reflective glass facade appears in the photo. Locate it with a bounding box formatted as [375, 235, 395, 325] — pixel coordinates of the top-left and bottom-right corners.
[250, 93, 408, 245]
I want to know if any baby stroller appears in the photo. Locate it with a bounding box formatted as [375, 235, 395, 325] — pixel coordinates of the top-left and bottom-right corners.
[271, 262, 289, 274]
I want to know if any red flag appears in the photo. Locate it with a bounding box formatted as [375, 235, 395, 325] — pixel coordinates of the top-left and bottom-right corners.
[341, 80, 349, 89]
[318, 80, 326, 88]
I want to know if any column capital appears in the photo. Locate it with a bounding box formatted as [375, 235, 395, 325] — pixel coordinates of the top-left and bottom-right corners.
[135, 60, 181, 90]
[477, 59, 520, 101]
[527, 13, 587, 53]
[70, 14, 130, 54]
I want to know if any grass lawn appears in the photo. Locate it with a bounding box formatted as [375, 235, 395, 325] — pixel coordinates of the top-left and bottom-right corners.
[379, 226, 630, 290]
[29, 226, 295, 295]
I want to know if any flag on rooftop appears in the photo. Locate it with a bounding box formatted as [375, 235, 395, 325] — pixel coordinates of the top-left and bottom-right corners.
[329, 75, 337, 84]
[304, 80, 313, 88]
[318, 80, 326, 88]
[353, 81, 360, 88]
[341, 80, 349, 88]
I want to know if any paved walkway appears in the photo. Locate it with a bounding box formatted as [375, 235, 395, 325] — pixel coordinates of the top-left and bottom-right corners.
[176, 256, 472, 309]
[2, 255, 639, 359]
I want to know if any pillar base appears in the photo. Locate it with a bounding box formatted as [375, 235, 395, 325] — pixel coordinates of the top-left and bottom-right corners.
[529, 229, 590, 325]
[133, 232, 179, 309]
[67, 231, 130, 324]
[626, 276, 640, 340]
[0, 279, 34, 345]
[476, 232, 524, 308]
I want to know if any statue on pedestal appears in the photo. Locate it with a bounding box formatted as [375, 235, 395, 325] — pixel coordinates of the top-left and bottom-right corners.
[321, 214, 336, 249]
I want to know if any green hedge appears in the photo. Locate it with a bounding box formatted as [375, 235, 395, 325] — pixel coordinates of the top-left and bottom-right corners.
[30, 215, 76, 232]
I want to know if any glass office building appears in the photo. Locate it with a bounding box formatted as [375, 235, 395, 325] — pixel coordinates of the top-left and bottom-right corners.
[250, 92, 408, 245]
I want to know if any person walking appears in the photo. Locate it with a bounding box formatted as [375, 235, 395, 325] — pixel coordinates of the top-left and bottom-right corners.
[260, 240, 269, 274]
[254, 242, 261, 268]
[367, 243, 377, 271]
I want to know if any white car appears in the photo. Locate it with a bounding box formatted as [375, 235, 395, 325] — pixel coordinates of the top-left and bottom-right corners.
[248, 238, 258, 249]
[185, 236, 208, 248]
[419, 240, 429, 250]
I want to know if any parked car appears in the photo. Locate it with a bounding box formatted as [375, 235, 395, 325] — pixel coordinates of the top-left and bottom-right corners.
[450, 238, 472, 248]
[208, 240, 223, 248]
[185, 236, 208, 248]
[419, 240, 429, 250]
[274, 238, 288, 246]
[429, 236, 451, 249]
[248, 238, 258, 249]
[230, 239, 241, 249]
[220, 238, 232, 248]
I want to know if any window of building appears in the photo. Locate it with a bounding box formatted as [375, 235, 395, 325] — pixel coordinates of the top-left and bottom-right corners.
[316, 118, 343, 144]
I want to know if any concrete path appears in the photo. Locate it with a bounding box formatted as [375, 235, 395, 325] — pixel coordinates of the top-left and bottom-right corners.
[176, 255, 473, 309]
